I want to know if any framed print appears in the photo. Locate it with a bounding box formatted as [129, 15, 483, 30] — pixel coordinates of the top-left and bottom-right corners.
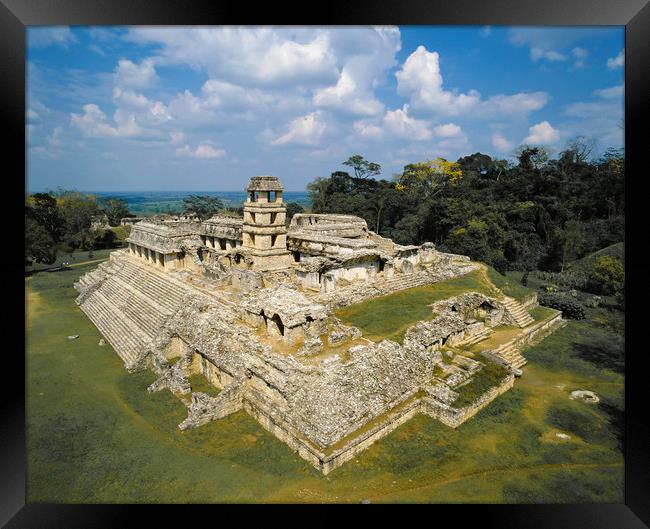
[6, 0, 650, 525]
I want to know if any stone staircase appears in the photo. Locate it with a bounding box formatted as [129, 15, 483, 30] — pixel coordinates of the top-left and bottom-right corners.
[461, 326, 493, 347]
[502, 297, 534, 328]
[490, 341, 527, 369]
[81, 290, 152, 366]
[76, 254, 193, 367]
[379, 271, 433, 292]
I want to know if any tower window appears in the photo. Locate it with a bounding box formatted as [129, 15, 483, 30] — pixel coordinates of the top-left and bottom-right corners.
[269, 191, 276, 202]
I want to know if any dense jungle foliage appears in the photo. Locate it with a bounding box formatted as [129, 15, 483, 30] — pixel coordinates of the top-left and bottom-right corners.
[309, 144, 624, 276]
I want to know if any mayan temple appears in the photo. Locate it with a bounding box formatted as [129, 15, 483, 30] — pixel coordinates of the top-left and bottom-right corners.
[74, 175, 565, 474]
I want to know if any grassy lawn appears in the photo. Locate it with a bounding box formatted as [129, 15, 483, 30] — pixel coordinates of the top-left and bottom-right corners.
[453, 361, 511, 408]
[336, 269, 501, 343]
[26, 261, 624, 503]
[486, 267, 536, 302]
[26, 248, 115, 273]
[188, 373, 222, 397]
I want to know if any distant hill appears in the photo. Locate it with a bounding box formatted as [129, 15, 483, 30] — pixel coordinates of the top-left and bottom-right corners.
[567, 242, 624, 275]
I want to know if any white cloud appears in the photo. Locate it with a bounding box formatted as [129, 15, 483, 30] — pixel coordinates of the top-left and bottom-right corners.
[87, 27, 116, 42]
[507, 28, 600, 64]
[530, 48, 567, 62]
[28, 27, 78, 48]
[353, 108, 464, 144]
[88, 44, 106, 57]
[123, 26, 400, 124]
[433, 123, 463, 138]
[607, 50, 624, 70]
[70, 103, 144, 138]
[383, 105, 433, 141]
[492, 133, 513, 152]
[200, 79, 279, 109]
[47, 126, 64, 146]
[313, 70, 384, 117]
[594, 84, 624, 99]
[396, 46, 480, 116]
[482, 92, 549, 116]
[523, 121, 560, 145]
[125, 27, 340, 88]
[175, 142, 225, 158]
[168, 89, 216, 124]
[114, 58, 158, 89]
[26, 109, 40, 122]
[563, 96, 623, 150]
[571, 47, 589, 68]
[269, 112, 327, 146]
[353, 120, 383, 140]
[396, 45, 547, 118]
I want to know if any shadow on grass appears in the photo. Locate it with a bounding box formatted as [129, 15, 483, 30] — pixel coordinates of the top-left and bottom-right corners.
[572, 340, 624, 374]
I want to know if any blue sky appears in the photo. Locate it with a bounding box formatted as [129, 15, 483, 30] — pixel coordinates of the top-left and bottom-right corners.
[26, 26, 624, 192]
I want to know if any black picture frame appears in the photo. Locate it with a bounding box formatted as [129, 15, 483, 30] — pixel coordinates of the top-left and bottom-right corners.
[6, 0, 649, 525]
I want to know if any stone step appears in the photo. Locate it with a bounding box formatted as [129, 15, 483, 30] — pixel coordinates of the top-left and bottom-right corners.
[491, 340, 527, 368]
[80, 292, 147, 365]
[99, 282, 165, 338]
[502, 297, 535, 328]
[462, 328, 493, 346]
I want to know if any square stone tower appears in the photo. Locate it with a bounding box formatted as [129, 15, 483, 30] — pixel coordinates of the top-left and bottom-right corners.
[242, 176, 293, 271]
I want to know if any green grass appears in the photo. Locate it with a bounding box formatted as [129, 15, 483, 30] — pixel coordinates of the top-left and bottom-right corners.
[26, 248, 115, 273]
[26, 262, 624, 503]
[453, 361, 511, 408]
[336, 269, 500, 343]
[188, 373, 222, 397]
[567, 242, 624, 274]
[530, 305, 559, 322]
[486, 267, 535, 302]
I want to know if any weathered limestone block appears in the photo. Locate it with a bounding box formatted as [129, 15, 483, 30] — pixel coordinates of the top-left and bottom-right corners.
[444, 370, 471, 389]
[425, 382, 459, 405]
[179, 377, 246, 430]
[297, 336, 324, 356]
[148, 363, 191, 394]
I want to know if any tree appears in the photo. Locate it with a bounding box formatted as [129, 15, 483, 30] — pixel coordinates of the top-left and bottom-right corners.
[86, 228, 118, 250]
[25, 217, 57, 265]
[342, 155, 381, 179]
[26, 192, 64, 241]
[285, 202, 305, 225]
[182, 195, 224, 220]
[54, 190, 101, 251]
[516, 146, 550, 171]
[556, 219, 589, 272]
[589, 255, 624, 296]
[395, 158, 463, 198]
[99, 197, 131, 226]
[563, 136, 596, 165]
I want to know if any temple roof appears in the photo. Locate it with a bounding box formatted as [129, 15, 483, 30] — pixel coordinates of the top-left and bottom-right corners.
[245, 176, 284, 192]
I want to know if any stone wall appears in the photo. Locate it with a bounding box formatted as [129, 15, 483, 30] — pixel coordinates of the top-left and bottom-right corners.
[520, 292, 539, 309]
[423, 374, 515, 428]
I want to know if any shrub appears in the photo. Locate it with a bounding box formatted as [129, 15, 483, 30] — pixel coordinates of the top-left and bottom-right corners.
[588, 255, 624, 296]
[538, 291, 586, 319]
[532, 270, 588, 290]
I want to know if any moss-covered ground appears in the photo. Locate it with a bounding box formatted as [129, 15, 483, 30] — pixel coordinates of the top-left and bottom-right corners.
[26, 257, 623, 503]
[335, 268, 503, 343]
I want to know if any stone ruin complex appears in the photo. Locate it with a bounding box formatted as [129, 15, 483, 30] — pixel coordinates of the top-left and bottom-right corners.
[75, 175, 565, 474]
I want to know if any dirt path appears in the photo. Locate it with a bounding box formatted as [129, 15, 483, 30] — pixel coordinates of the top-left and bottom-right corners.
[68, 258, 108, 268]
